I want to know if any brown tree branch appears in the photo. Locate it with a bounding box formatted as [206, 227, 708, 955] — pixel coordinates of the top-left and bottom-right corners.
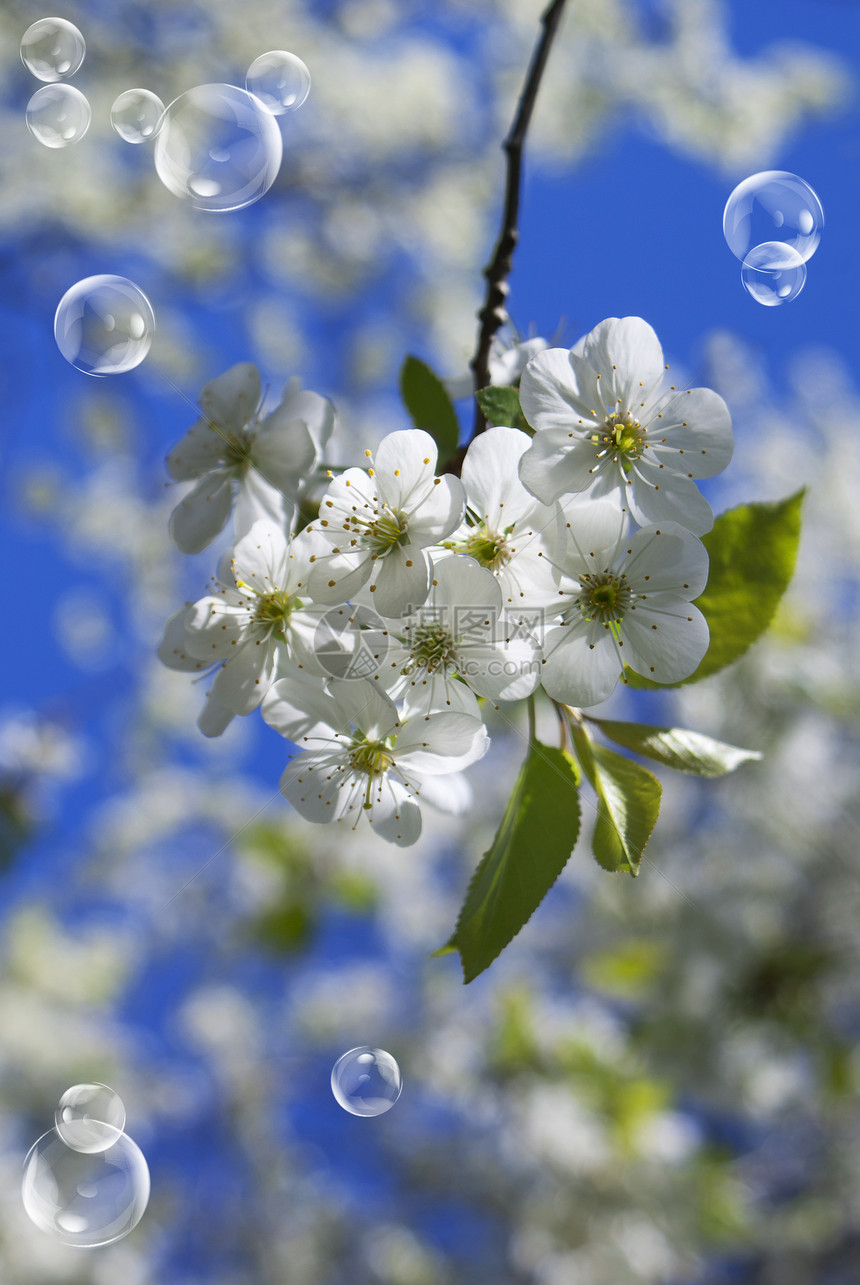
[444, 0, 568, 475]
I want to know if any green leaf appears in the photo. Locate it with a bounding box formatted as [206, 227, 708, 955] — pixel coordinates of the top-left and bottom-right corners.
[440, 741, 581, 983]
[627, 488, 805, 689]
[399, 355, 460, 462]
[589, 718, 762, 777]
[571, 726, 661, 875]
[475, 385, 531, 432]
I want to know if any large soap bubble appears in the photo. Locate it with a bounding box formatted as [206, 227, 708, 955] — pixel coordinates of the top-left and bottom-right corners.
[723, 171, 823, 265]
[26, 84, 91, 148]
[153, 83, 283, 212]
[22, 1129, 150, 1248]
[245, 51, 311, 114]
[331, 1046, 403, 1117]
[55, 1083, 126, 1154]
[54, 275, 156, 376]
[20, 18, 86, 82]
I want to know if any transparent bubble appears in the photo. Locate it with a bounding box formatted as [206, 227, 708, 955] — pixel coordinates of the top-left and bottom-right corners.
[741, 242, 807, 307]
[153, 83, 283, 212]
[331, 1046, 402, 1117]
[54, 275, 156, 376]
[20, 18, 86, 82]
[245, 51, 311, 114]
[110, 89, 165, 143]
[26, 84, 91, 149]
[723, 171, 823, 265]
[55, 1084, 126, 1154]
[22, 1129, 149, 1247]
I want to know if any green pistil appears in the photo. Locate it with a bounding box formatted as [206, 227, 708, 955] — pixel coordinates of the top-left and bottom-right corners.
[348, 736, 395, 808]
[404, 622, 458, 675]
[459, 523, 511, 571]
[362, 510, 410, 556]
[253, 589, 298, 637]
[578, 571, 631, 625]
[222, 431, 254, 470]
[592, 411, 645, 474]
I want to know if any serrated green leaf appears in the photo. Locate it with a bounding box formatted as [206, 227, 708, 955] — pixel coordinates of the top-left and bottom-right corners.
[475, 385, 531, 432]
[627, 488, 805, 689]
[590, 718, 762, 777]
[399, 355, 460, 462]
[442, 741, 581, 983]
[572, 726, 661, 875]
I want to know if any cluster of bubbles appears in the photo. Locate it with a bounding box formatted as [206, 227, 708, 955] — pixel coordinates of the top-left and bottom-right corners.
[331, 1046, 403, 1117]
[153, 52, 311, 213]
[723, 171, 824, 307]
[22, 19, 312, 213]
[22, 1084, 150, 1247]
[54, 275, 156, 376]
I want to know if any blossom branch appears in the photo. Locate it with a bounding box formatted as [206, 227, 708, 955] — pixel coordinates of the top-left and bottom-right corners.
[451, 0, 567, 473]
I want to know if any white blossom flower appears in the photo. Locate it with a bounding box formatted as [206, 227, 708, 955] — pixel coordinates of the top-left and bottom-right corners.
[158, 521, 329, 725]
[444, 333, 550, 399]
[166, 363, 334, 554]
[377, 553, 540, 717]
[518, 317, 733, 535]
[305, 429, 465, 617]
[261, 676, 489, 846]
[441, 426, 563, 609]
[540, 512, 710, 707]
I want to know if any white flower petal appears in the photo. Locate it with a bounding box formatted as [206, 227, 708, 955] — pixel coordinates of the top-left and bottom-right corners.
[280, 383, 336, 459]
[252, 416, 316, 492]
[653, 387, 734, 477]
[432, 553, 502, 616]
[627, 469, 714, 535]
[370, 546, 431, 617]
[374, 429, 438, 509]
[262, 675, 340, 742]
[169, 469, 234, 554]
[520, 347, 602, 431]
[185, 598, 251, 660]
[540, 622, 622, 707]
[407, 474, 467, 545]
[623, 598, 709, 682]
[461, 427, 540, 527]
[211, 639, 278, 715]
[158, 604, 209, 672]
[414, 770, 472, 815]
[369, 777, 422, 846]
[580, 317, 665, 413]
[231, 521, 290, 593]
[197, 691, 235, 738]
[307, 550, 372, 605]
[461, 636, 541, 701]
[518, 430, 602, 503]
[327, 679, 400, 740]
[234, 470, 295, 540]
[396, 712, 489, 772]
[624, 523, 709, 598]
[199, 362, 261, 434]
[398, 671, 482, 720]
[166, 420, 226, 481]
[280, 750, 351, 822]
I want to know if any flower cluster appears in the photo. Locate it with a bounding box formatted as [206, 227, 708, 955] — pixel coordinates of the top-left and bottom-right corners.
[160, 317, 733, 844]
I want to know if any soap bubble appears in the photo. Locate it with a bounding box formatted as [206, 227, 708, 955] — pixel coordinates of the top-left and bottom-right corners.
[22, 1129, 149, 1247]
[723, 171, 823, 264]
[20, 18, 86, 82]
[245, 51, 311, 114]
[741, 242, 807, 307]
[26, 84, 91, 148]
[55, 1084, 126, 1154]
[331, 1046, 402, 1117]
[153, 83, 283, 212]
[54, 275, 156, 376]
[111, 89, 165, 143]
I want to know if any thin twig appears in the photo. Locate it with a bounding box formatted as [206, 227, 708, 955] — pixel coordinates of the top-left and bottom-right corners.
[444, 0, 568, 475]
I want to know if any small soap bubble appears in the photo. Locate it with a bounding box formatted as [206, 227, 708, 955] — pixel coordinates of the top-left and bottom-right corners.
[723, 171, 823, 264]
[111, 89, 165, 143]
[20, 18, 86, 82]
[55, 1084, 126, 1154]
[741, 242, 807, 307]
[22, 1129, 149, 1247]
[245, 51, 311, 114]
[153, 83, 283, 212]
[26, 84, 91, 149]
[54, 275, 156, 376]
[331, 1046, 402, 1117]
